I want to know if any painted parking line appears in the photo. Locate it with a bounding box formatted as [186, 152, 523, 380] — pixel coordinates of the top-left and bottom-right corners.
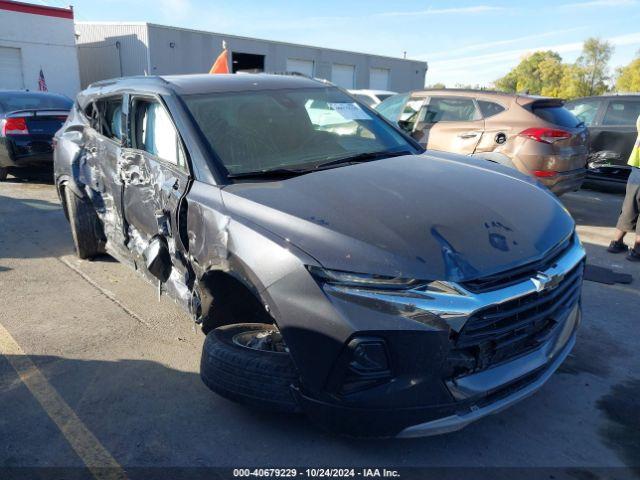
[0, 322, 127, 480]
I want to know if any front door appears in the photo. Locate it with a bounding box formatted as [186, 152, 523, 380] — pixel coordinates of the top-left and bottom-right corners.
[119, 95, 191, 299]
[78, 96, 129, 259]
[412, 96, 484, 154]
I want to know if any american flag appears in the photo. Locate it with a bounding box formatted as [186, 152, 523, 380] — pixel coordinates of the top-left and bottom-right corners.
[38, 68, 48, 92]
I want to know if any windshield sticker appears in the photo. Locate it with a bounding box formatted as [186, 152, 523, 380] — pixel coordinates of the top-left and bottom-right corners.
[327, 102, 371, 120]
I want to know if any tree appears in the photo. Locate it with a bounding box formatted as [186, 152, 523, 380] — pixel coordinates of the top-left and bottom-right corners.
[494, 39, 615, 99]
[573, 38, 614, 96]
[426, 82, 446, 89]
[495, 51, 564, 95]
[615, 53, 640, 92]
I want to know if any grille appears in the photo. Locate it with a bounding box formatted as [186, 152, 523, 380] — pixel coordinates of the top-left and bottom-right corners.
[449, 260, 584, 375]
[462, 235, 573, 293]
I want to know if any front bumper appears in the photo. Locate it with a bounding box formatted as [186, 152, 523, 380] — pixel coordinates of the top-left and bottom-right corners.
[399, 307, 578, 437]
[585, 164, 631, 185]
[294, 304, 579, 438]
[276, 236, 585, 438]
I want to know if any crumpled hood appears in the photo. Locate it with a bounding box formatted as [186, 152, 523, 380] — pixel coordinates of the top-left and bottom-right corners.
[221, 153, 574, 282]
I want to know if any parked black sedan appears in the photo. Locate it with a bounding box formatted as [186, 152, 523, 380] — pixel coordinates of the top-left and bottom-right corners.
[565, 94, 640, 187]
[0, 90, 72, 181]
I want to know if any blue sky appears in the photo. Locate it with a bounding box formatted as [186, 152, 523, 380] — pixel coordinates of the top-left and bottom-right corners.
[50, 0, 640, 87]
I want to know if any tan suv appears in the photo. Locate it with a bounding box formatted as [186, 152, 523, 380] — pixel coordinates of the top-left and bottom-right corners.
[377, 89, 588, 195]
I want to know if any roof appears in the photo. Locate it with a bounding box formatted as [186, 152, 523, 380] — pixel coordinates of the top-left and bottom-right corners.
[0, 0, 73, 19]
[349, 89, 397, 96]
[414, 88, 520, 98]
[85, 74, 328, 97]
[566, 93, 640, 101]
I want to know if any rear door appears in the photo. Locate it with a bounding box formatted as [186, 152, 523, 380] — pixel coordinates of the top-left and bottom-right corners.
[590, 98, 640, 167]
[412, 96, 484, 153]
[120, 94, 191, 295]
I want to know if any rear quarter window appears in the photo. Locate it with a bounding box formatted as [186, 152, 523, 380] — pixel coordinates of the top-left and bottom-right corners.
[532, 105, 581, 128]
[478, 100, 506, 118]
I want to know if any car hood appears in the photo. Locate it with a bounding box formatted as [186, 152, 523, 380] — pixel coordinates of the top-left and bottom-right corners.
[221, 153, 574, 282]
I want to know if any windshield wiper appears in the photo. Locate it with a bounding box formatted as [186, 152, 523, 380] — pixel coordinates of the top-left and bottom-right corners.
[227, 150, 413, 180]
[312, 149, 413, 170]
[227, 167, 309, 180]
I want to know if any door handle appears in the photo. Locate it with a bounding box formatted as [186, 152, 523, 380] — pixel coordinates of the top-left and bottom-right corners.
[458, 132, 479, 139]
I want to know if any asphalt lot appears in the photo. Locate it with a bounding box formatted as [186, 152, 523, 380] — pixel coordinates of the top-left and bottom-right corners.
[1, 171, 639, 479]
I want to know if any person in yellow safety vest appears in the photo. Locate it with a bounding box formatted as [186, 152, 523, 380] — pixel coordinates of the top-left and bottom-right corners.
[608, 113, 640, 261]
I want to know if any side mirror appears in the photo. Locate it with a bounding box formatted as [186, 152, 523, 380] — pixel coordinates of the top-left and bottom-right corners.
[397, 120, 414, 133]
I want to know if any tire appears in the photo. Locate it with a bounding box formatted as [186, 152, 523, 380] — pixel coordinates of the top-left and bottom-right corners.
[200, 323, 300, 413]
[0, 167, 8, 181]
[64, 186, 105, 259]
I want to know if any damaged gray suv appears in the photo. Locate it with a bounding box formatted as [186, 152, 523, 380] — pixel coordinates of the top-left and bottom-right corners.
[54, 74, 585, 438]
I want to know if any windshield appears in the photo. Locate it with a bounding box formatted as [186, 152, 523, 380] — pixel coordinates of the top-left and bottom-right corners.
[0, 93, 72, 114]
[184, 87, 415, 176]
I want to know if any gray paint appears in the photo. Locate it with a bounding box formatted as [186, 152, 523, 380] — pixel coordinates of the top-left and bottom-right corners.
[75, 22, 427, 91]
[54, 74, 581, 438]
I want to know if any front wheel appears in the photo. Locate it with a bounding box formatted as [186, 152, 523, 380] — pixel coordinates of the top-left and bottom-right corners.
[200, 323, 300, 413]
[64, 186, 105, 259]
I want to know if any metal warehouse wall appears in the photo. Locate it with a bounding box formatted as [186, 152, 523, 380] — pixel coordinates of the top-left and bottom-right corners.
[75, 23, 150, 88]
[0, 7, 80, 97]
[146, 24, 426, 92]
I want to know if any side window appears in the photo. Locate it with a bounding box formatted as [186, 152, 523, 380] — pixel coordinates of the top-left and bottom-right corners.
[84, 102, 100, 131]
[376, 93, 409, 122]
[477, 100, 506, 118]
[132, 98, 185, 168]
[421, 97, 481, 123]
[565, 100, 600, 126]
[601, 100, 640, 126]
[96, 98, 123, 141]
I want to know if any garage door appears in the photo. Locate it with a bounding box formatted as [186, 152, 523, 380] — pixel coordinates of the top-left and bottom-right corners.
[0, 47, 24, 90]
[369, 67, 390, 90]
[332, 64, 355, 89]
[286, 58, 314, 77]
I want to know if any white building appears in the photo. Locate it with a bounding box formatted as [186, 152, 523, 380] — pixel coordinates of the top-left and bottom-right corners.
[0, 0, 81, 97]
[75, 22, 428, 92]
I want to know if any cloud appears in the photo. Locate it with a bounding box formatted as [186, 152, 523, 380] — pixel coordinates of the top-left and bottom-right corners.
[427, 32, 640, 73]
[375, 5, 503, 17]
[560, 0, 638, 7]
[419, 27, 587, 61]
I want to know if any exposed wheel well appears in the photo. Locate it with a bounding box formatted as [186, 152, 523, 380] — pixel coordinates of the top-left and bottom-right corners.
[199, 270, 273, 334]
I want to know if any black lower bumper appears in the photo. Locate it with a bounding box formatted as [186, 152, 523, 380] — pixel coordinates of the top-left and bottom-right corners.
[293, 305, 579, 438]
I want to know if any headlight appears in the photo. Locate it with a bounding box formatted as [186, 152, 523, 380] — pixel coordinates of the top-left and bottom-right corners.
[307, 265, 460, 294]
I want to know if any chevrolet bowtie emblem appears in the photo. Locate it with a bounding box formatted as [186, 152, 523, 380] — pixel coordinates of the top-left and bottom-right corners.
[531, 272, 563, 293]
